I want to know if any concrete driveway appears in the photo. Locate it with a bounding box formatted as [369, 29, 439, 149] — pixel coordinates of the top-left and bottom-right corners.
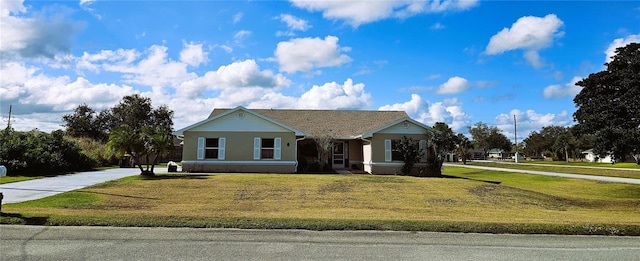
[0, 168, 140, 204]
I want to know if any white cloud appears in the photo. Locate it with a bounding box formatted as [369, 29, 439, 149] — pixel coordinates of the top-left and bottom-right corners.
[179, 41, 209, 67]
[1, 0, 27, 17]
[542, 76, 583, 99]
[290, 0, 478, 27]
[379, 94, 471, 131]
[495, 109, 571, 141]
[234, 30, 251, 43]
[79, 0, 96, 7]
[485, 14, 564, 68]
[77, 45, 197, 91]
[277, 14, 311, 31]
[0, 62, 135, 131]
[275, 35, 352, 73]
[296, 78, 371, 109]
[430, 22, 445, 30]
[233, 12, 243, 24]
[79, 0, 100, 19]
[436, 76, 470, 94]
[175, 59, 290, 99]
[0, 1, 85, 59]
[605, 34, 640, 63]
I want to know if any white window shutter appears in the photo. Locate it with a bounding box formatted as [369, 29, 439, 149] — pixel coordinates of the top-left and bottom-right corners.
[384, 139, 391, 162]
[218, 137, 226, 160]
[419, 140, 427, 162]
[253, 137, 261, 160]
[274, 137, 281, 160]
[197, 137, 205, 160]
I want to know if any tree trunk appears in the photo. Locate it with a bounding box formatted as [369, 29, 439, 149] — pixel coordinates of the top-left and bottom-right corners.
[132, 154, 145, 174]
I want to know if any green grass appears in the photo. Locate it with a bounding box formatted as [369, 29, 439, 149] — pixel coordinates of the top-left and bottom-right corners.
[1, 169, 639, 235]
[463, 161, 640, 179]
[525, 160, 640, 169]
[0, 176, 41, 184]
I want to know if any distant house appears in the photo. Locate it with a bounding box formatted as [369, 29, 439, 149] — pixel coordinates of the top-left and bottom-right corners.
[582, 149, 613, 163]
[487, 149, 522, 160]
[174, 106, 432, 174]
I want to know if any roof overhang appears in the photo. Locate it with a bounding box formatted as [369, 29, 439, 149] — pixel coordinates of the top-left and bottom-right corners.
[173, 106, 305, 136]
[358, 117, 431, 139]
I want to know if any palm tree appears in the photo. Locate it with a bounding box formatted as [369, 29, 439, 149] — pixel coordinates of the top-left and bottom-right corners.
[107, 125, 145, 174]
[141, 126, 174, 174]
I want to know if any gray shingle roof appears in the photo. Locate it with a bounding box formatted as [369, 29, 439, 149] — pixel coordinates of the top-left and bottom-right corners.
[209, 108, 409, 138]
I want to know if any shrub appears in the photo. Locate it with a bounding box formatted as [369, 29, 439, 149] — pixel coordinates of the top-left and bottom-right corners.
[0, 128, 96, 176]
[68, 136, 117, 166]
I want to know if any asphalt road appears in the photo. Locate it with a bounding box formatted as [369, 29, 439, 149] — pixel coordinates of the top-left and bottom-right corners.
[1, 226, 639, 260]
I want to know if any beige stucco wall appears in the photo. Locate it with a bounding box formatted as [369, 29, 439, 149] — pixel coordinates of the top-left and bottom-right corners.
[181, 131, 298, 173]
[370, 133, 427, 163]
[182, 131, 297, 161]
[181, 161, 296, 173]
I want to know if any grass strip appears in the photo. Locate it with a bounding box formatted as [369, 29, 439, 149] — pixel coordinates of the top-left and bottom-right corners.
[464, 162, 640, 179]
[2, 213, 638, 236]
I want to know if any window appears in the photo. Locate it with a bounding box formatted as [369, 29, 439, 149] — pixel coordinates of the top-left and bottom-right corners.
[254, 137, 281, 160]
[261, 138, 274, 159]
[197, 137, 225, 160]
[385, 139, 405, 162]
[391, 139, 403, 161]
[205, 138, 219, 159]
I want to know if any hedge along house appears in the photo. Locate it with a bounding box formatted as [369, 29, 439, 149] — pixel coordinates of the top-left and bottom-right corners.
[174, 106, 432, 174]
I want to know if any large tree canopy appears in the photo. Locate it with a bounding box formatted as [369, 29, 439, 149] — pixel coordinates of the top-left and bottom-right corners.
[106, 95, 175, 175]
[573, 43, 640, 164]
[468, 122, 511, 159]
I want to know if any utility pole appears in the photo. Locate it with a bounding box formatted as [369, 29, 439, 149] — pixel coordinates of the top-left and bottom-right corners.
[514, 114, 518, 163]
[6, 105, 11, 129]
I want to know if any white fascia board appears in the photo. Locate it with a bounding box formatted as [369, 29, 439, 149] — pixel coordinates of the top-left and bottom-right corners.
[173, 106, 306, 136]
[360, 117, 431, 138]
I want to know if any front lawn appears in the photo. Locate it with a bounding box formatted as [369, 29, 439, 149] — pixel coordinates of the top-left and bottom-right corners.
[2, 167, 639, 235]
[463, 161, 640, 179]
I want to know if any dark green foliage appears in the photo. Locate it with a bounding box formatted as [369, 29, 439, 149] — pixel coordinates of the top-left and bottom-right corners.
[106, 95, 175, 176]
[395, 136, 423, 176]
[422, 122, 458, 177]
[573, 43, 640, 164]
[468, 122, 511, 159]
[456, 133, 472, 164]
[62, 104, 111, 142]
[0, 128, 96, 176]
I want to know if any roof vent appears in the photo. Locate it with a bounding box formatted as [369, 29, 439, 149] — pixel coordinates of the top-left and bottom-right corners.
[238, 112, 245, 119]
[402, 122, 410, 129]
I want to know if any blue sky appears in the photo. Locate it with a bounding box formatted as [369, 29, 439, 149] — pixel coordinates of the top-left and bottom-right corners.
[1, 0, 639, 140]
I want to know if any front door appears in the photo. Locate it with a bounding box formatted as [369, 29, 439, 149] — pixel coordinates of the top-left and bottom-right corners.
[332, 142, 344, 168]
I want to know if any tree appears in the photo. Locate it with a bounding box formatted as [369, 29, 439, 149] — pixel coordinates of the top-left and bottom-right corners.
[313, 130, 334, 172]
[62, 104, 110, 142]
[468, 122, 511, 159]
[106, 95, 174, 175]
[523, 131, 546, 159]
[422, 122, 457, 177]
[573, 43, 640, 164]
[553, 131, 576, 163]
[395, 135, 423, 175]
[108, 125, 145, 174]
[455, 133, 472, 164]
[468, 122, 491, 159]
[539, 125, 569, 160]
[487, 128, 512, 154]
[142, 126, 175, 174]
